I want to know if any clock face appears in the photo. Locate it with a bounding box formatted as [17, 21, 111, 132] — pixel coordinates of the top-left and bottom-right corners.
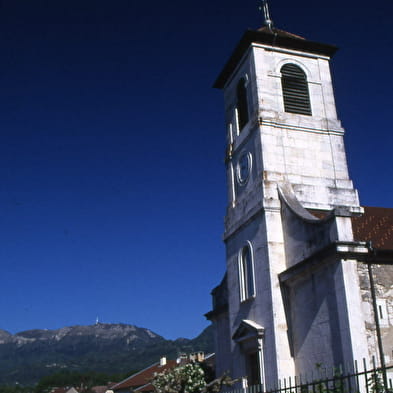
[236, 152, 252, 185]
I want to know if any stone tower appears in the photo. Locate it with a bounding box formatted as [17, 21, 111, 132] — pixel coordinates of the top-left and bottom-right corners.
[206, 22, 372, 388]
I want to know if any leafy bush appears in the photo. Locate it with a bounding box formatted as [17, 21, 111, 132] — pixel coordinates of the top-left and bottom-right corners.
[152, 363, 206, 393]
[151, 362, 237, 393]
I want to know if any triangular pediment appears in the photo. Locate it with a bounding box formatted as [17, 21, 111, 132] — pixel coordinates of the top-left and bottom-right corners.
[232, 319, 264, 343]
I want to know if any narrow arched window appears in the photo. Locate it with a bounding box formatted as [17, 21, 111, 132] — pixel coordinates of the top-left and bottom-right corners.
[281, 64, 312, 115]
[236, 78, 249, 131]
[239, 243, 255, 301]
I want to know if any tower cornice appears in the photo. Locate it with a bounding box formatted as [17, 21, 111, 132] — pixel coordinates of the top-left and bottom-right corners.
[259, 119, 344, 136]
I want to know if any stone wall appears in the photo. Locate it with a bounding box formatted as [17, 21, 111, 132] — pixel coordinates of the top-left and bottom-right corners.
[358, 263, 393, 365]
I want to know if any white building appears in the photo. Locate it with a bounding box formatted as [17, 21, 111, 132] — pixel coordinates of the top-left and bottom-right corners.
[206, 14, 393, 390]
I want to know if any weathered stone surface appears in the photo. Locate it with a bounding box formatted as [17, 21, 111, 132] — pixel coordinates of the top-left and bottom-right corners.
[209, 28, 386, 390]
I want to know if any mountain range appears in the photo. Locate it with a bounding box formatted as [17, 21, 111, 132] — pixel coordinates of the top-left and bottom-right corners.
[0, 323, 213, 386]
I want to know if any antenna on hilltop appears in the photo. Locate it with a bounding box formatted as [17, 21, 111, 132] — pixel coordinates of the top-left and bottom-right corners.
[96, 316, 99, 325]
[260, 0, 273, 30]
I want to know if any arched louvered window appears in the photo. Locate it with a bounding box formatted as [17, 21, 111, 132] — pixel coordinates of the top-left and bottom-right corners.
[281, 64, 312, 115]
[239, 243, 255, 301]
[236, 77, 249, 131]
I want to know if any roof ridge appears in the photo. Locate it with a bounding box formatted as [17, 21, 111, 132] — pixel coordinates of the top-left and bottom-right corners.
[111, 361, 160, 389]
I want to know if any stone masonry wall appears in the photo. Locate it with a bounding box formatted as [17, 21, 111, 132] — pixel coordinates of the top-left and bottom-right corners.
[358, 263, 393, 365]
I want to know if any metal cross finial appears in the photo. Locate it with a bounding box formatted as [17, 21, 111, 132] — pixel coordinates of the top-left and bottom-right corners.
[260, 0, 273, 30]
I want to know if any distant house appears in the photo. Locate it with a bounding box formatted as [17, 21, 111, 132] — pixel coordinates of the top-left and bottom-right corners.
[112, 353, 213, 393]
[49, 383, 116, 393]
[90, 383, 117, 393]
[50, 388, 79, 393]
[111, 357, 177, 393]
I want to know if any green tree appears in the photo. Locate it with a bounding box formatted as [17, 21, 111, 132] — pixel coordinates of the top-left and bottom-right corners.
[0, 385, 32, 393]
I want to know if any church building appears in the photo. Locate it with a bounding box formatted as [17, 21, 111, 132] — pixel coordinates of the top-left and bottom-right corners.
[206, 3, 393, 390]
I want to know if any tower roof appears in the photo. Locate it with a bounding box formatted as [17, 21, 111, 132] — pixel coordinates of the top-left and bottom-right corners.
[257, 26, 306, 40]
[214, 28, 337, 89]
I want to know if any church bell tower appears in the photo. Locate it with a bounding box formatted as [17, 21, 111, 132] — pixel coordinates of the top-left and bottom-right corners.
[208, 3, 370, 388]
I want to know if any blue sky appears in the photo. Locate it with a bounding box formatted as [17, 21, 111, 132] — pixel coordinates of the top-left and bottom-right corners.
[0, 0, 392, 340]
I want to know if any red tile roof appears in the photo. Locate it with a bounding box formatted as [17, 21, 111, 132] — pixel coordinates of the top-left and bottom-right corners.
[112, 360, 178, 391]
[91, 384, 116, 393]
[352, 206, 393, 250]
[134, 383, 155, 392]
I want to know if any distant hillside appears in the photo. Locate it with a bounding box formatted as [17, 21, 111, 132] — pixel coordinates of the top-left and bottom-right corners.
[0, 323, 213, 386]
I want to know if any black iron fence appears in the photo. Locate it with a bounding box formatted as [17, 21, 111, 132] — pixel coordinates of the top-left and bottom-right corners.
[224, 359, 393, 393]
